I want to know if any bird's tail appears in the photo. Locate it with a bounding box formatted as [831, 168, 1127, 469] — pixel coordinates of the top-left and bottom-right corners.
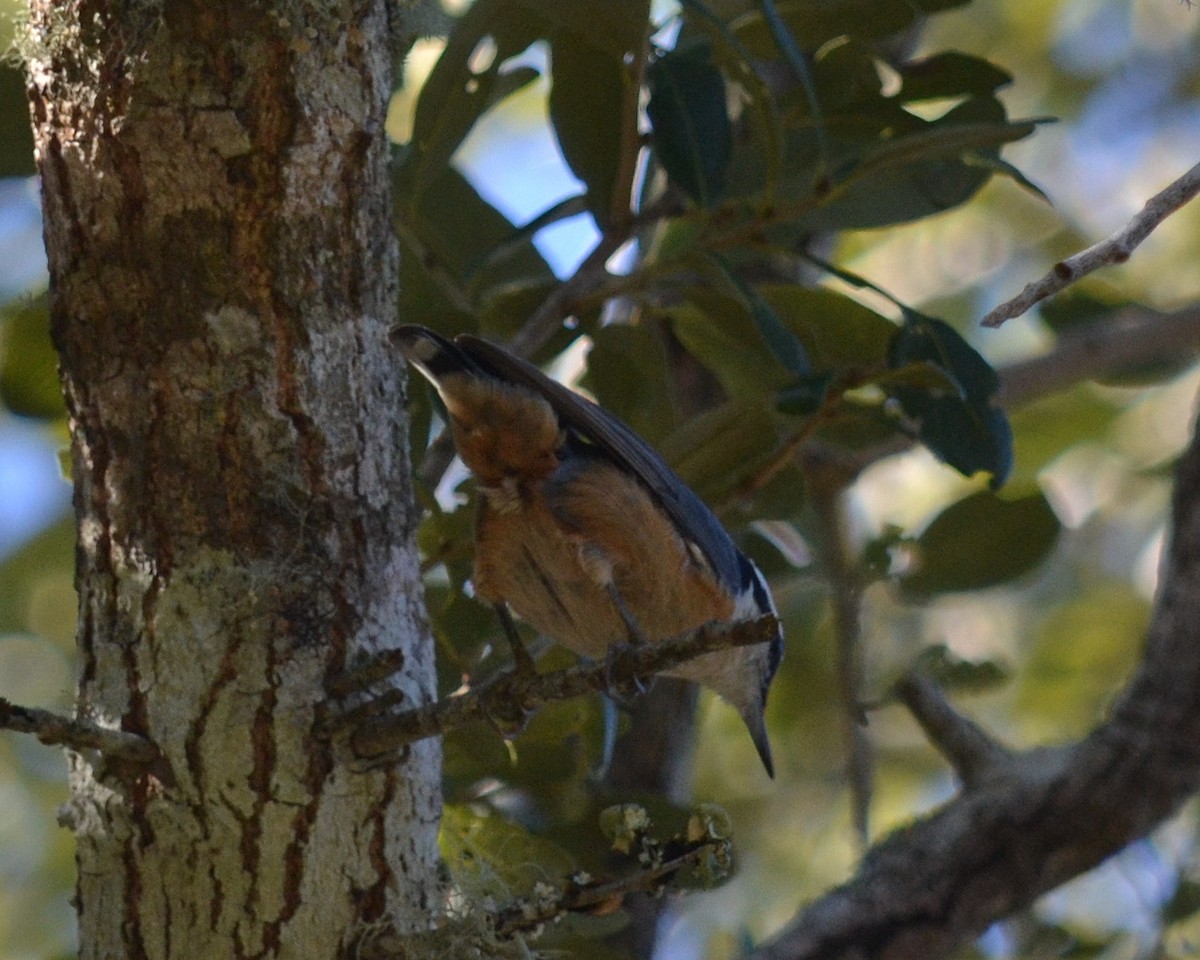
[390, 324, 486, 384]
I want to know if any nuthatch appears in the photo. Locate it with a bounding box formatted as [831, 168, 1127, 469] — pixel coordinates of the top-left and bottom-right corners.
[392, 325, 783, 776]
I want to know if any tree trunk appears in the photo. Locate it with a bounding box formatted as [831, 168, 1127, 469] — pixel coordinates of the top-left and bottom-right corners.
[26, 3, 441, 957]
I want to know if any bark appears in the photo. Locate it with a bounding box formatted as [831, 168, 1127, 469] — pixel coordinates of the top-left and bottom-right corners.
[26, 3, 441, 958]
[752, 402, 1200, 960]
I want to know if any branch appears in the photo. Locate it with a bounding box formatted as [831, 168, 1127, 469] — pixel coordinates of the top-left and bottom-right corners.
[491, 833, 730, 939]
[893, 673, 1012, 788]
[982, 161, 1200, 328]
[0, 697, 160, 766]
[808, 473, 872, 846]
[751, 399, 1200, 960]
[995, 304, 1200, 407]
[332, 617, 780, 759]
[506, 230, 627, 359]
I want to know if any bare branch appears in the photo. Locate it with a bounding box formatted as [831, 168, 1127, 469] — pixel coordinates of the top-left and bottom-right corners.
[0, 697, 160, 766]
[751, 400, 1200, 960]
[982, 161, 1200, 327]
[332, 616, 780, 759]
[996, 304, 1200, 407]
[506, 230, 627, 359]
[893, 673, 1012, 788]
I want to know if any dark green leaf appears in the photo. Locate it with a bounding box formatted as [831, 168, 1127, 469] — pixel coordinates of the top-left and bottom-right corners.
[396, 164, 554, 326]
[730, 0, 918, 56]
[670, 299, 793, 398]
[890, 315, 998, 400]
[1162, 879, 1200, 924]
[888, 316, 1012, 486]
[647, 40, 732, 205]
[870, 361, 962, 395]
[758, 285, 896, 372]
[900, 491, 1061, 597]
[659, 398, 781, 503]
[584, 325, 678, 443]
[678, 0, 785, 196]
[549, 32, 627, 225]
[514, 0, 649, 55]
[894, 388, 1014, 486]
[897, 52, 1013, 102]
[705, 257, 814, 376]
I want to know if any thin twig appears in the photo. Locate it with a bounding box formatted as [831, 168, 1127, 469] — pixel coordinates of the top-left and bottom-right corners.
[0, 697, 160, 766]
[336, 616, 780, 758]
[893, 673, 1012, 789]
[982, 161, 1200, 328]
[506, 230, 628, 359]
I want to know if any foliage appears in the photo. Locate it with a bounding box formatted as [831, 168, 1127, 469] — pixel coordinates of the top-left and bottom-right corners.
[0, 0, 1197, 957]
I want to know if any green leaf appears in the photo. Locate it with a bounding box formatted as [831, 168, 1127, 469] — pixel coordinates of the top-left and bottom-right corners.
[776, 374, 831, 415]
[1016, 583, 1148, 740]
[896, 52, 1013, 101]
[887, 315, 1013, 486]
[440, 804, 577, 897]
[729, 0, 918, 55]
[583, 325, 678, 444]
[758, 285, 896, 372]
[670, 299, 793, 399]
[0, 295, 65, 420]
[647, 39, 732, 205]
[890, 314, 998, 398]
[549, 32, 628, 226]
[514, 0, 648, 55]
[659, 398, 781, 504]
[396, 164, 554, 326]
[705, 256, 814, 376]
[900, 491, 1061, 597]
[1008, 386, 1120, 486]
[678, 0, 785, 197]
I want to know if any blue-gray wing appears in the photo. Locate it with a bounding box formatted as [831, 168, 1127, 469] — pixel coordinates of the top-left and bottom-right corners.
[455, 334, 744, 593]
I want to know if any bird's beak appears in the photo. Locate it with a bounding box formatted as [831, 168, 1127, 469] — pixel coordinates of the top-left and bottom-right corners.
[742, 707, 775, 779]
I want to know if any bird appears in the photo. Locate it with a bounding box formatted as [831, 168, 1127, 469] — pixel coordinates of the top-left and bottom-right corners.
[391, 324, 783, 776]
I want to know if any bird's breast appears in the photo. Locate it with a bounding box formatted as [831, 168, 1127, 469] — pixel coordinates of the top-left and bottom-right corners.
[472, 459, 736, 665]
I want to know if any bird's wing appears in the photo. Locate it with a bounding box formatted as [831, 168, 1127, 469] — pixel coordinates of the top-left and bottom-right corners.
[456, 334, 744, 590]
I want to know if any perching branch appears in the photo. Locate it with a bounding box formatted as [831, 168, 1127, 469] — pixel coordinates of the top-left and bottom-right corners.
[0, 697, 161, 768]
[982, 160, 1200, 327]
[332, 616, 780, 759]
[750, 400, 1200, 960]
